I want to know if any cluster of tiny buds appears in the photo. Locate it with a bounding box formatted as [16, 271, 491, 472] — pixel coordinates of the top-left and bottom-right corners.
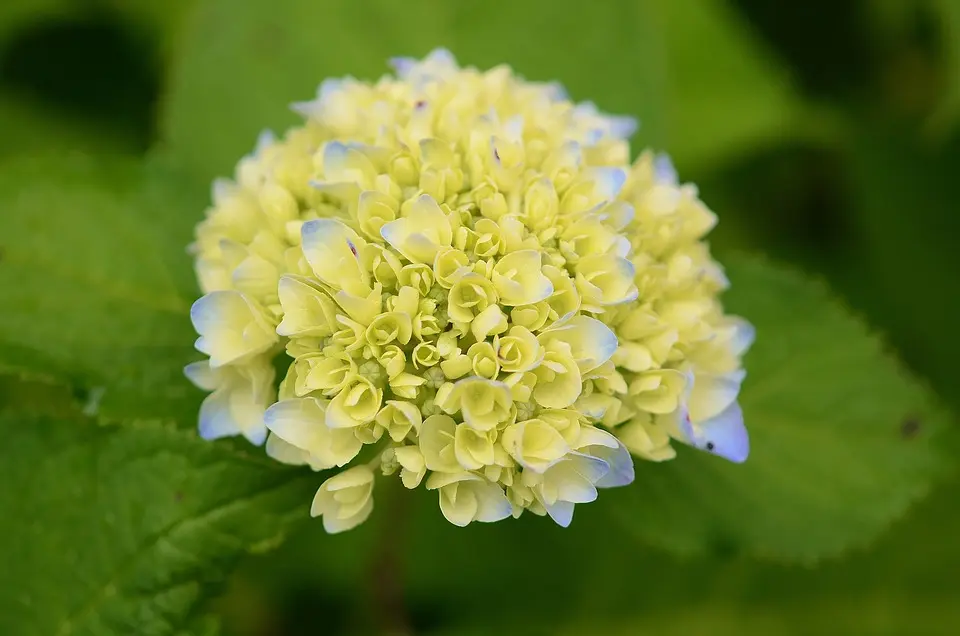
[185, 49, 753, 532]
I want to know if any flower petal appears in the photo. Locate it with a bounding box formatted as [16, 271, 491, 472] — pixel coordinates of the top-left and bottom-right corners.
[265, 433, 310, 466]
[692, 401, 750, 463]
[473, 482, 513, 523]
[689, 370, 746, 422]
[543, 500, 575, 527]
[190, 291, 277, 368]
[541, 315, 618, 374]
[301, 218, 368, 292]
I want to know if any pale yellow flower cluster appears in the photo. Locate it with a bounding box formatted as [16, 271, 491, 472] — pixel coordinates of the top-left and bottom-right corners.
[186, 49, 753, 532]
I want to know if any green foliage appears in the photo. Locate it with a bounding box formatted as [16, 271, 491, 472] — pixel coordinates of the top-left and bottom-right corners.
[610, 254, 948, 560]
[0, 0, 75, 44]
[653, 0, 803, 170]
[0, 377, 315, 636]
[0, 95, 140, 157]
[0, 155, 202, 421]
[161, 0, 802, 182]
[216, 470, 960, 635]
[929, 0, 960, 132]
[836, 127, 960, 412]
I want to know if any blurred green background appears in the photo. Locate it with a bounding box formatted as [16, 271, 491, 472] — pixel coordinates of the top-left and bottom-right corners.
[2, 0, 958, 634]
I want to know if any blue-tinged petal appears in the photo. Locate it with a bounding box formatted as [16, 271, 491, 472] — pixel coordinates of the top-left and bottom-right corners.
[323, 140, 350, 171]
[198, 390, 240, 441]
[291, 78, 343, 117]
[428, 47, 456, 62]
[544, 499, 575, 527]
[389, 56, 417, 77]
[608, 115, 639, 139]
[573, 101, 600, 117]
[544, 81, 569, 101]
[184, 360, 219, 392]
[566, 454, 609, 495]
[592, 440, 635, 488]
[190, 291, 276, 368]
[592, 167, 627, 199]
[694, 401, 750, 463]
[243, 421, 268, 446]
[543, 453, 606, 504]
[654, 153, 678, 185]
[473, 483, 513, 523]
[731, 317, 756, 356]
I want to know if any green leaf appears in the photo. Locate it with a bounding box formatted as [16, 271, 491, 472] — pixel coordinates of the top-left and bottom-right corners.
[161, 0, 802, 184]
[0, 0, 76, 45]
[215, 471, 960, 635]
[0, 93, 143, 158]
[0, 379, 315, 636]
[556, 475, 960, 636]
[651, 0, 803, 172]
[608, 254, 950, 561]
[0, 154, 205, 421]
[928, 0, 960, 133]
[160, 0, 662, 182]
[834, 127, 960, 414]
[0, 0, 196, 59]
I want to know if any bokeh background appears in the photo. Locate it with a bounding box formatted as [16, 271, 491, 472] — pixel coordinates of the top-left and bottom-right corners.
[2, 1, 958, 634]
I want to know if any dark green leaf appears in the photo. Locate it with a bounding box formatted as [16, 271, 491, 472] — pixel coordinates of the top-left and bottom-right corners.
[0, 384, 315, 636]
[929, 0, 960, 132]
[834, 128, 960, 413]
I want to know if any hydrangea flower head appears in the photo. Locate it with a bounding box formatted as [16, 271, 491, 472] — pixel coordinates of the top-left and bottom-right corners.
[186, 49, 754, 532]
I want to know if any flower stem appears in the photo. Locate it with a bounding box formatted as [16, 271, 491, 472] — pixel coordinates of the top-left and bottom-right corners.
[369, 480, 411, 636]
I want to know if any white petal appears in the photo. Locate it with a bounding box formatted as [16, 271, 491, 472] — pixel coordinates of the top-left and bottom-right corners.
[608, 115, 639, 139]
[543, 500, 575, 527]
[654, 153, 678, 184]
[591, 167, 627, 199]
[323, 141, 350, 176]
[300, 219, 365, 290]
[689, 370, 746, 422]
[197, 389, 240, 440]
[276, 275, 336, 337]
[255, 129, 276, 155]
[190, 290, 275, 368]
[265, 433, 309, 466]
[695, 401, 750, 463]
[575, 425, 619, 450]
[323, 497, 373, 534]
[263, 398, 326, 452]
[730, 317, 756, 356]
[389, 56, 417, 77]
[239, 415, 268, 446]
[327, 464, 376, 490]
[542, 316, 618, 374]
[184, 360, 219, 392]
[473, 483, 513, 523]
[440, 485, 479, 527]
[425, 470, 476, 490]
[592, 440, 635, 488]
[568, 453, 610, 489]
